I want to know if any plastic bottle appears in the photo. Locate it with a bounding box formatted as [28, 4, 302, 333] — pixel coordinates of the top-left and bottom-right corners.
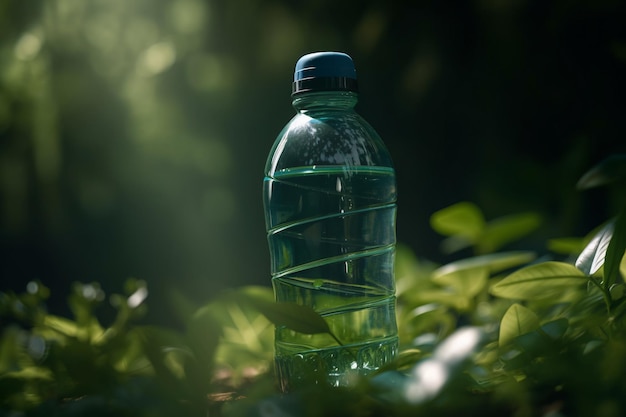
[263, 52, 398, 391]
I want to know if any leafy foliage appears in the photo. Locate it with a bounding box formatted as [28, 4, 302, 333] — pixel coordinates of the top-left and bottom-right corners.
[430, 201, 542, 254]
[3, 156, 626, 416]
[0, 281, 271, 416]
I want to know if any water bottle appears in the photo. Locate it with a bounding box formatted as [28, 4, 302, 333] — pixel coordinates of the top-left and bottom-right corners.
[263, 52, 398, 391]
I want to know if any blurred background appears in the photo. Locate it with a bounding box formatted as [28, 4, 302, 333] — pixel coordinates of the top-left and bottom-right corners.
[1, 0, 625, 325]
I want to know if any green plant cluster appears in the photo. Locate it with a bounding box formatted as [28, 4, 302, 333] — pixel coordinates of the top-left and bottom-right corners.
[2, 156, 626, 417]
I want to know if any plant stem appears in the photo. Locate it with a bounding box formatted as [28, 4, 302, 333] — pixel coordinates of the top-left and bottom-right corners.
[328, 331, 344, 346]
[589, 277, 612, 316]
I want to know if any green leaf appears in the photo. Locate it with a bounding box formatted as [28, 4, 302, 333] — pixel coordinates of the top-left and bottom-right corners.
[234, 287, 342, 343]
[433, 251, 536, 278]
[547, 237, 586, 255]
[43, 315, 79, 338]
[575, 220, 614, 276]
[186, 306, 221, 368]
[440, 235, 474, 254]
[0, 366, 53, 381]
[410, 289, 474, 311]
[0, 326, 30, 373]
[401, 304, 456, 341]
[605, 208, 626, 286]
[136, 326, 189, 391]
[576, 154, 626, 189]
[395, 245, 439, 299]
[490, 261, 588, 300]
[431, 266, 488, 299]
[431, 203, 541, 254]
[430, 202, 485, 239]
[245, 296, 331, 336]
[479, 212, 542, 253]
[499, 304, 539, 346]
[182, 306, 222, 397]
[198, 287, 274, 375]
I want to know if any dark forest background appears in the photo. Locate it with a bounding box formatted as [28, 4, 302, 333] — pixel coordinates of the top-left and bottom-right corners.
[1, 0, 625, 325]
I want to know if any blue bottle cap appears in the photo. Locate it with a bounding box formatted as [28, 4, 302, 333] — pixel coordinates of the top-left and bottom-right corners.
[292, 51, 359, 96]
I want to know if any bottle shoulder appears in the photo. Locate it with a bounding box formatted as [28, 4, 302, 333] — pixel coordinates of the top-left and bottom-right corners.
[265, 111, 394, 176]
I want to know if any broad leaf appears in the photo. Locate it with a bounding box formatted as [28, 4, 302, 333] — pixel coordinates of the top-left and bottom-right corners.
[243, 296, 331, 336]
[490, 261, 588, 300]
[43, 315, 79, 338]
[402, 304, 456, 341]
[410, 289, 474, 311]
[199, 287, 274, 371]
[395, 244, 436, 297]
[184, 307, 222, 395]
[576, 154, 626, 189]
[431, 266, 488, 299]
[187, 307, 221, 366]
[433, 251, 536, 278]
[440, 235, 474, 254]
[605, 209, 626, 286]
[479, 212, 542, 253]
[430, 202, 485, 239]
[575, 220, 614, 275]
[136, 326, 190, 388]
[0, 366, 53, 381]
[548, 237, 586, 255]
[499, 304, 539, 346]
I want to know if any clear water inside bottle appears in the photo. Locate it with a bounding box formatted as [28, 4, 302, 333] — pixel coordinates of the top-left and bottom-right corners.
[264, 165, 398, 391]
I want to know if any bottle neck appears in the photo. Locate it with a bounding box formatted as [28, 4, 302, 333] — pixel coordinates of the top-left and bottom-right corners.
[292, 91, 358, 113]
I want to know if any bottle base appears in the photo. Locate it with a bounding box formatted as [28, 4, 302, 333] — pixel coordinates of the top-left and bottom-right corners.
[274, 336, 398, 392]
